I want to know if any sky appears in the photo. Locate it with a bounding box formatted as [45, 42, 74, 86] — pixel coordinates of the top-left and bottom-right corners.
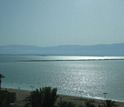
[0, 0, 124, 47]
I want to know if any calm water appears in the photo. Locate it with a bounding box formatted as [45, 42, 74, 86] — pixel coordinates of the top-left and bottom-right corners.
[0, 55, 124, 101]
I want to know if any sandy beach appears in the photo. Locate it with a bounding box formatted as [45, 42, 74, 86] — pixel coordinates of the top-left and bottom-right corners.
[2, 88, 124, 107]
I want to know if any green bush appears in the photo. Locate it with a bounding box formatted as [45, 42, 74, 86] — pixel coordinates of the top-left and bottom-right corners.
[25, 87, 57, 107]
[57, 100, 76, 107]
[99, 100, 119, 107]
[0, 90, 16, 107]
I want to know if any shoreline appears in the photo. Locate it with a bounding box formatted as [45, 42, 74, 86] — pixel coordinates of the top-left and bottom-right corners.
[3, 87, 124, 103]
[2, 88, 124, 107]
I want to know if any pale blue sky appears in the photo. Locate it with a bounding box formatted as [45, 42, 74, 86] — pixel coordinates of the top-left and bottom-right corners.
[0, 0, 124, 46]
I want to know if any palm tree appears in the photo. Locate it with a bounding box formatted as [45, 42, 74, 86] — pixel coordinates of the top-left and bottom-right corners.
[25, 87, 57, 107]
[0, 74, 5, 90]
[99, 100, 118, 107]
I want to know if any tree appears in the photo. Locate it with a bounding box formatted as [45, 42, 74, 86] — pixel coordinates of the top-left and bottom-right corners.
[57, 100, 67, 107]
[84, 100, 96, 107]
[99, 100, 118, 107]
[0, 74, 5, 90]
[57, 100, 76, 107]
[0, 90, 16, 107]
[25, 87, 57, 107]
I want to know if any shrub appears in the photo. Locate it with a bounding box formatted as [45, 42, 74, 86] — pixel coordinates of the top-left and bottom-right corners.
[25, 87, 57, 107]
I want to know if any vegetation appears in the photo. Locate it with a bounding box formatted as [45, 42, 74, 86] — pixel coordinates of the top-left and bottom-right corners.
[57, 99, 119, 107]
[0, 74, 5, 90]
[24, 86, 119, 107]
[0, 74, 120, 107]
[84, 100, 96, 107]
[25, 87, 57, 107]
[0, 74, 15, 106]
[0, 90, 16, 107]
[57, 100, 76, 107]
[99, 100, 119, 107]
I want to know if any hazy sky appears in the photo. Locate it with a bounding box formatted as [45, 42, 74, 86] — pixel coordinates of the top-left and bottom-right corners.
[0, 0, 124, 46]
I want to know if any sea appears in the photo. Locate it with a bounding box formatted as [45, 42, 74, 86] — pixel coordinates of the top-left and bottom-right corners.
[0, 55, 124, 102]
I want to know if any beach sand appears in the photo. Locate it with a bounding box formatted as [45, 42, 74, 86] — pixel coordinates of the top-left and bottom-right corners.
[3, 88, 124, 107]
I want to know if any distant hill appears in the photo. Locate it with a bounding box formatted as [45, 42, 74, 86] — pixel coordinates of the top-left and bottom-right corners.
[0, 43, 124, 56]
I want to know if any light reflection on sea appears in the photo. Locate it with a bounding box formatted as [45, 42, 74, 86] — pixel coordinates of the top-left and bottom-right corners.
[0, 55, 124, 102]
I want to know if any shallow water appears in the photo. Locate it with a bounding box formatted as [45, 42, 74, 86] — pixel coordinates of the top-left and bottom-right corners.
[0, 55, 124, 101]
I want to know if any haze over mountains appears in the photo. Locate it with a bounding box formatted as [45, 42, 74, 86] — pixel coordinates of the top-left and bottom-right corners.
[0, 43, 124, 56]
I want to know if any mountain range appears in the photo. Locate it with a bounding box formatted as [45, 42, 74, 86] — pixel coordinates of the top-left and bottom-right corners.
[0, 43, 124, 56]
